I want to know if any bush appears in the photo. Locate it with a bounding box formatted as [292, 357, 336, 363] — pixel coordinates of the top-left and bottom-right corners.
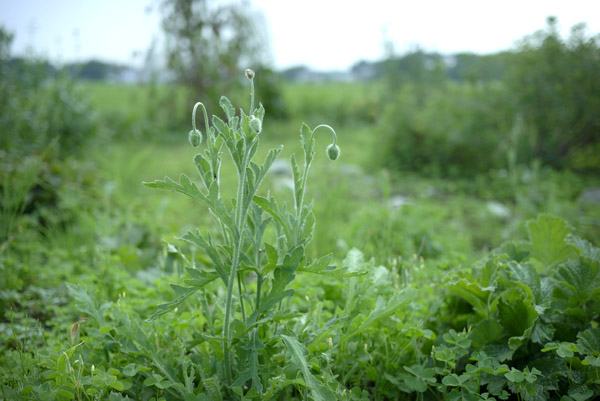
[508, 17, 600, 171]
[377, 17, 600, 176]
[378, 82, 515, 176]
[0, 35, 102, 157]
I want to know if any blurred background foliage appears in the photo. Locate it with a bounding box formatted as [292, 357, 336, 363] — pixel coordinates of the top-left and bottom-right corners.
[378, 16, 600, 176]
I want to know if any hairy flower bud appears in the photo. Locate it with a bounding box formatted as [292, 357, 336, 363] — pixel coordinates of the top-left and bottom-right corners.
[245, 69, 255, 79]
[249, 115, 262, 134]
[188, 129, 203, 147]
[326, 144, 340, 160]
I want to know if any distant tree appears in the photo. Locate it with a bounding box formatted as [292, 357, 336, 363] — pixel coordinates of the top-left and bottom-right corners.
[75, 60, 122, 80]
[160, 0, 268, 113]
[508, 16, 600, 170]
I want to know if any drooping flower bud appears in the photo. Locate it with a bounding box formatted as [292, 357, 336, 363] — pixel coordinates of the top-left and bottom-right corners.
[249, 115, 262, 134]
[245, 69, 255, 79]
[326, 144, 340, 160]
[188, 129, 203, 147]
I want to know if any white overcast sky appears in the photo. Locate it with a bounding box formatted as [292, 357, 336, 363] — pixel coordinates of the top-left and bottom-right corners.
[1, 0, 599, 70]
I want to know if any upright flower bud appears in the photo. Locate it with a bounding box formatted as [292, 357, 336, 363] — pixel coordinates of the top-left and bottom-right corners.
[188, 129, 203, 147]
[326, 144, 340, 160]
[249, 115, 262, 134]
[245, 69, 255, 79]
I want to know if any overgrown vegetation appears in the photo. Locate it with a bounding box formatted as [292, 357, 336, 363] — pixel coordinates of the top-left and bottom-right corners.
[378, 17, 600, 176]
[1, 17, 599, 401]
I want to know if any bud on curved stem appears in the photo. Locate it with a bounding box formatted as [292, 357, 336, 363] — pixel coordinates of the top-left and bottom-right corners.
[313, 124, 340, 161]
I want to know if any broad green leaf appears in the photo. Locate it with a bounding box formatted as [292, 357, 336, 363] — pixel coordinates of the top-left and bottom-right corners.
[507, 262, 543, 303]
[441, 374, 461, 387]
[504, 368, 524, 383]
[398, 373, 428, 393]
[567, 234, 600, 261]
[554, 258, 600, 308]
[281, 335, 335, 401]
[527, 214, 576, 268]
[404, 364, 436, 387]
[497, 287, 537, 338]
[469, 319, 503, 348]
[530, 320, 555, 345]
[576, 327, 600, 356]
[446, 277, 495, 317]
[56, 389, 75, 400]
[568, 385, 594, 401]
[122, 364, 138, 377]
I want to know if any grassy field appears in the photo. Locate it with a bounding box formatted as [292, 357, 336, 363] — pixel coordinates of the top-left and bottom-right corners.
[2, 79, 600, 400]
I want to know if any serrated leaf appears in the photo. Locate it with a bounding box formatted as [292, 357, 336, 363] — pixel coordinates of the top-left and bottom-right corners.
[143, 175, 235, 229]
[446, 277, 495, 318]
[253, 195, 292, 240]
[181, 230, 228, 284]
[567, 234, 600, 261]
[281, 335, 335, 401]
[527, 214, 576, 268]
[255, 102, 265, 121]
[507, 262, 543, 303]
[265, 243, 278, 265]
[568, 385, 594, 401]
[256, 267, 295, 315]
[554, 258, 600, 307]
[66, 283, 104, 324]
[342, 289, 416, 344]
[470, 319, 503, 348]
[212, 115, 228, 136]
[183, 268, 219, 288]
[219, 96, 235, 121]
[531, 320, 555, 344]
[497, 288, 537, 338]
[300, 123, 313, 159]
[145, 285, 200, 322]
[193, 153, 213, 189]
[576, 327, 600, 356]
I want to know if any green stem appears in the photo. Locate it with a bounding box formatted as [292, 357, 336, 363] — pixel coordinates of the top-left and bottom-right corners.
[255, 273, 263, 314]
[249, 76, 255, 115]
[294, 124, 338, 245]
[223, 136, 253, 386]
[237, 270, 246, 322]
